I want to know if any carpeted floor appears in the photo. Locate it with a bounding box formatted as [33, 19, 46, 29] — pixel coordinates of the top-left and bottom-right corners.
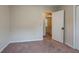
[2, 36, 79, 53]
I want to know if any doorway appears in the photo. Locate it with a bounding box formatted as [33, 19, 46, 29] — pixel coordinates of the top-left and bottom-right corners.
[43, 10, 64, 43]
[43, 10, 52, 40]
[45, 17, 52, 38]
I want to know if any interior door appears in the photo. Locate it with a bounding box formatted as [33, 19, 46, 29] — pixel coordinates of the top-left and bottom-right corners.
[75, 6, 79, 50]
[52, 10, 64, 43]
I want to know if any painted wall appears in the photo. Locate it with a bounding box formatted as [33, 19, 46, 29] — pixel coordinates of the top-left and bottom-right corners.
[10, 6, 54, 42]
[0, 6, 10, 52]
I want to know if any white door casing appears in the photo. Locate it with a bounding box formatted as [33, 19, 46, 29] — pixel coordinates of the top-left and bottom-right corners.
[75, 6, 79, 50]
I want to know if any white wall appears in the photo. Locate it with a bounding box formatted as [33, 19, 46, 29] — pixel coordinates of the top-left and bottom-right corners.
[10, 6, 55, 42]
[0, 5, 57, 52]
[60, 6, 73, 47]
[0, 6, 10, 52]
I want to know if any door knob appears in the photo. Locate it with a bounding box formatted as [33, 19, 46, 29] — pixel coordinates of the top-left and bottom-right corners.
[61, 27, 64, 30]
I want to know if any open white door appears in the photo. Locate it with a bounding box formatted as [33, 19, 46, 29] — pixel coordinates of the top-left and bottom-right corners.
[52, 10, 64, 43]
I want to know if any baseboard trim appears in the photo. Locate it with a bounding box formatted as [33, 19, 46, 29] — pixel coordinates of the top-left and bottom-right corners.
[0, 41, 10, 52]
[0, 38, 43, 52]
[10, 38, 43, 43]
[65, 42, 73, 48]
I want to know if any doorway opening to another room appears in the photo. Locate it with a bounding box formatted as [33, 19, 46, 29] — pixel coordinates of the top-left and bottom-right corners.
[43, 10, 65, 44]
[43, 10, 52, 40]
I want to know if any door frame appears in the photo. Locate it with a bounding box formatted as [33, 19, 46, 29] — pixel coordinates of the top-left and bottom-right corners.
[73, 5, 79, 49]
[72, 5, 76, 49]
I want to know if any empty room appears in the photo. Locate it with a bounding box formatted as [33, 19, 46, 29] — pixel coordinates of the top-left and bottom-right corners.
[0, 5, 79, 53]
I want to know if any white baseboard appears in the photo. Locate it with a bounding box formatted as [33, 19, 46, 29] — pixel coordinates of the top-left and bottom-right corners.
[10, 38, 43, 43]
[0, 41, 10, 52]
[65, 42, 73, 48]
[0, 38, 43, 52]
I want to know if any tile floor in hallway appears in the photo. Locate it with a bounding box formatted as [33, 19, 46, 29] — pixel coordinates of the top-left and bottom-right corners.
[1, 36, 79, 53]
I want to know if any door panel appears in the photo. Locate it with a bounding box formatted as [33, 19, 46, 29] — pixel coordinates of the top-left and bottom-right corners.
[52, 10, 64, 43]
